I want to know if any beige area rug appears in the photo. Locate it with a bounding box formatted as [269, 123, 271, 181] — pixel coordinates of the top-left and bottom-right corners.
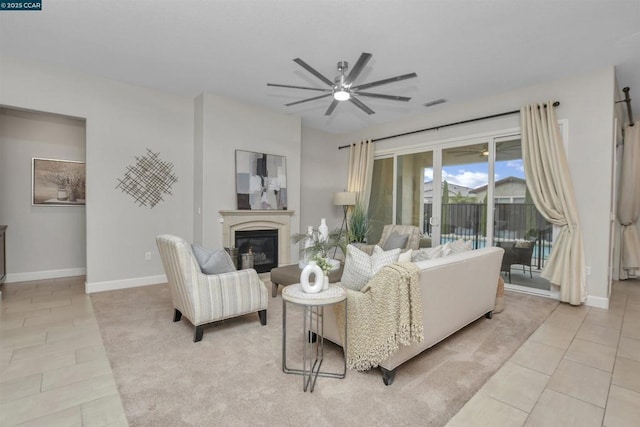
[91, 283, 559, 426]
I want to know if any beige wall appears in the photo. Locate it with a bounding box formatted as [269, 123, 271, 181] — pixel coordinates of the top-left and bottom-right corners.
[0, 108, 86, 280]
[196, 93, 302, 262]
[1, 56, 195, 290]
[299, 126, 347, 238]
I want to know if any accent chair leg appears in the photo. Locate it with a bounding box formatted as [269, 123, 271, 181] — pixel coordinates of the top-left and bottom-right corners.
[258, 310, 267, 326]
[485, 311, 493, 319]
[194, 325, 204, 342]
[381, 367, 397, 386]
[272, 283, 279, 298]
[173, 309, 182, 322]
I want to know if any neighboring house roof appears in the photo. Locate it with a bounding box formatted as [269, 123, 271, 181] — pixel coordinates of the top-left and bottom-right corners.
[470, 176, 526, 194]
[423, 181, 474, 197]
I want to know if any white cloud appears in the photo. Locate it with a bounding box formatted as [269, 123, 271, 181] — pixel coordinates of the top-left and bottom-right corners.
[442, 169, 488, 189]
[423, 168, 434, 181]
[506, 160, 525, 172]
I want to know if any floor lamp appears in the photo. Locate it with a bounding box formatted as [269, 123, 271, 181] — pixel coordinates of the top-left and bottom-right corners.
[333, 191, 357, 257]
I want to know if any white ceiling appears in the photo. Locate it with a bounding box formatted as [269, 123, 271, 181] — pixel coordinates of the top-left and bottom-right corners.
[1, 0, 639, 134]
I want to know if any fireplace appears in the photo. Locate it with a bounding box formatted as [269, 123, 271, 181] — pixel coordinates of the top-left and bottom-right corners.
[219, 210, 294, 270]
[235, 229, 278, 273]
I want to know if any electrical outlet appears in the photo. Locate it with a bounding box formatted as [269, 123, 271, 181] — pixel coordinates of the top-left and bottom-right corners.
[145, 251, 152, 261]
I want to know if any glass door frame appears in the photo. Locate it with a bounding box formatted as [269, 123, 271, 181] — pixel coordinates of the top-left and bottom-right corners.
[375, 129, 521, 247]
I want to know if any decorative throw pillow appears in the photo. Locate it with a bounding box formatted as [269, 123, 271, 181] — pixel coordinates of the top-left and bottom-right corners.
[515, 240, 534, 248]
[398, 249, 413, 263]
[411, 245, 444, 262]
[382, 231, 409, 251]
[443, 239, 473, 256]
[191, 245, 236, 275]
[341, 244, 401, 291]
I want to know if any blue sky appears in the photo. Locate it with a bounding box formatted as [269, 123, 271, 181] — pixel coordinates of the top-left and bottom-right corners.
[424, 159, 525, 189]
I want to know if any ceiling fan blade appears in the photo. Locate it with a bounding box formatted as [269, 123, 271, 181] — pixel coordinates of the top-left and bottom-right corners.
[349, 97, 375, 115]
[355, 92, 412, 102]
[285, 93, 332, 107]
[352, 72, 418, 91]
[267, 83, 331, 92]
[345, 52, 372, 85]
[325, 99, 339, 116]
[293, 58, 334, 86]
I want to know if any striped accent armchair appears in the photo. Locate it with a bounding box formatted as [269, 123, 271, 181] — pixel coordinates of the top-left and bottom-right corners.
[156, 235, 268, 342]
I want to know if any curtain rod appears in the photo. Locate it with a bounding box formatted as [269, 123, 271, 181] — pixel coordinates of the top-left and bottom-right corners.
[616, 87, 634, 127]
[338, 101, 560, 150]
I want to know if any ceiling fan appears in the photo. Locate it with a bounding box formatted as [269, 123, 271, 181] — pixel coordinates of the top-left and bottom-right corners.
[267, 52, 417, 116]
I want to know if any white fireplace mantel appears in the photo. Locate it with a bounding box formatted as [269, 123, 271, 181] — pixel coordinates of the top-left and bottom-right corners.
[219, 210, 294, 266]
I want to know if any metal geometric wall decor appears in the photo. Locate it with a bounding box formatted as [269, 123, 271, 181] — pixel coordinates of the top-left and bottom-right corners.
[116, 149, 178, 208]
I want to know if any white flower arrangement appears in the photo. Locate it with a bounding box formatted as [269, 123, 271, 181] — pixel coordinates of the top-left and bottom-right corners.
[312, 254, 332, 275]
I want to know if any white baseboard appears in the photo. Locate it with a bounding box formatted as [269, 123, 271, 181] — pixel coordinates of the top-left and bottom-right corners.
[505, 283, 610, 309]
[85, 274, 167, 294]
[504, 283, 553, 298]
[586, 294, 609, 309]
[5, 268, 87, 283]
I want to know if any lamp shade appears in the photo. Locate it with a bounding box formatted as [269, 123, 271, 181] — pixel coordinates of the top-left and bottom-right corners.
[333, 191, 357, 206]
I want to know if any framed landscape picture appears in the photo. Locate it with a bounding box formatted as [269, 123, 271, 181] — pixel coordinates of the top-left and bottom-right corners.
[32, 158, 86, 206]
[235, 150, 287, 210]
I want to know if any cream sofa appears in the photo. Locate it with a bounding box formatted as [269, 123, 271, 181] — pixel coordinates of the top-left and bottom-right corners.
[321, 246, 504, 385]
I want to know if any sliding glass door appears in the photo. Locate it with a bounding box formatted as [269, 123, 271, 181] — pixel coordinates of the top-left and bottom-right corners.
[368, 133, 553, 293]
[368, 157, 393, 244]
[396, 150, 434, 232]
[440, 143, 489, 248]
[493, 137, 551, 292]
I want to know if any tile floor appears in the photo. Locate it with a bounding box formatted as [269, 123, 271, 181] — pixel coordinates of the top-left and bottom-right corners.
[0, 277, 127, 426]
[447, 279, 640, 427]
[1, 277, 639, 426]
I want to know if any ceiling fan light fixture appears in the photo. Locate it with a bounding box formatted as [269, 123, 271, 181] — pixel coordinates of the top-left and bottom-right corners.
[267, 53, 417, 115]
[481, 149, 489, 156]
[333, 89, 350, 101]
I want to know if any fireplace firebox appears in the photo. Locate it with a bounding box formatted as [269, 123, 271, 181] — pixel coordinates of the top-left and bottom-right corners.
[235, 229, 278, 273]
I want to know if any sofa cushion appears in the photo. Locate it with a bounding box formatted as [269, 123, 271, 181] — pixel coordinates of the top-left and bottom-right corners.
[443, 239, 473, 256]
[411, 245, 445, 262]
[515, 240, 534, 248]
[341, 245, 400, 291]
[382, 231, 409, 251]
[398, 249, 413, 263]
[192, 245, 236, 275]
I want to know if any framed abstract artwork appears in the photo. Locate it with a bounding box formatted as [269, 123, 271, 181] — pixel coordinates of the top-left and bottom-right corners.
[235, 150, 287, 210]
[32, 158, 86, 206]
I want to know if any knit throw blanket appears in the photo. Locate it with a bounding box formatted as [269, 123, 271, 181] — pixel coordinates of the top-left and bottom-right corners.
[335, 262, 424, 371]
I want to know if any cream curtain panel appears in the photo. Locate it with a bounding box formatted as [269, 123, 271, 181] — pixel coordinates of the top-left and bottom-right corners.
[521, 102, 586, 305]
[347, 140, 374, 210]
[617, 122, 640, 279]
